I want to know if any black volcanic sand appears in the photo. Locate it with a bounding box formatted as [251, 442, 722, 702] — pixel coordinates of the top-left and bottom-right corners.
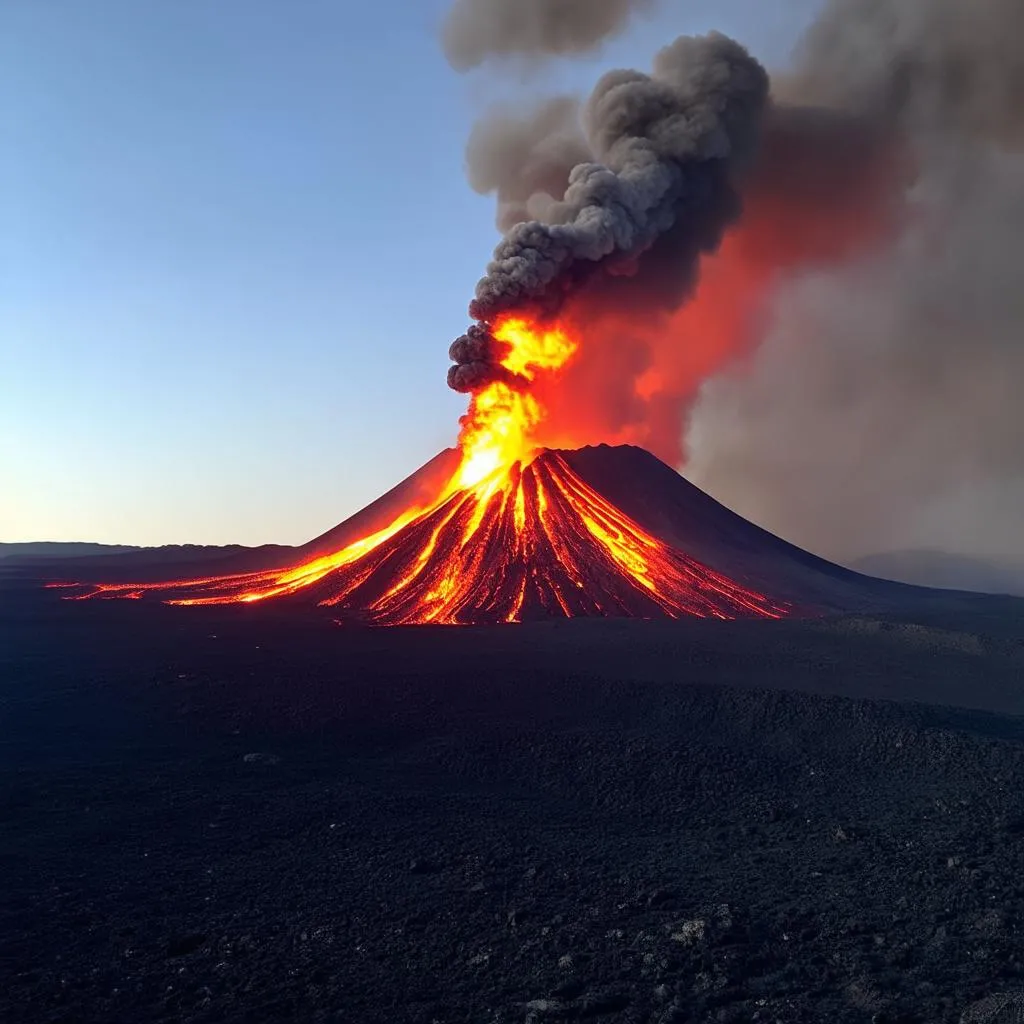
[3, 586, 1024, 1023]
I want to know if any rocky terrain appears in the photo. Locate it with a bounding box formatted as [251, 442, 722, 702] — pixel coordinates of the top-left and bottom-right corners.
[3, 585, 1024, 1023]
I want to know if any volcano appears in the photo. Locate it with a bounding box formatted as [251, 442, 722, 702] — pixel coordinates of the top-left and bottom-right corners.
[61, 444, 894, 623]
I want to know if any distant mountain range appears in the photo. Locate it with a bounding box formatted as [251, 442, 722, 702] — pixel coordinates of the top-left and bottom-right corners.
[0, 542, 145, 560]
[850, 549, 1024, 598]
[0, 541, 295, 579]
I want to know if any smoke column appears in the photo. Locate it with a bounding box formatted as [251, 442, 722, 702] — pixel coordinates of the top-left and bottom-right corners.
[447, 32, 770, 393]
[443, 0, 1024, 566]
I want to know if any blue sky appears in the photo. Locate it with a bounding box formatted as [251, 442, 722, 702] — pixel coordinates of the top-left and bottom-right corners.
[1, 0, 823, 545]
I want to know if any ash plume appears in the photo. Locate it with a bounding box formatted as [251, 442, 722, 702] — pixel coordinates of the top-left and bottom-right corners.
[473, 34, 768, 320]
[450, 32, 770, 391]
[786, 0, 1024, 146]
[443, 0, 655, 70]
[444, 0, 1024, 567]
[688, 0, 1024, 565]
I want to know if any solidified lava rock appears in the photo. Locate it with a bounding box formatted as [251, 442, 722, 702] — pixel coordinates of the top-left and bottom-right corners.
[6, 589, 1024, 1023]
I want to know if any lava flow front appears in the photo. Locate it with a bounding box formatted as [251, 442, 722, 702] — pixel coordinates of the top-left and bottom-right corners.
[62, 315, 789, 624]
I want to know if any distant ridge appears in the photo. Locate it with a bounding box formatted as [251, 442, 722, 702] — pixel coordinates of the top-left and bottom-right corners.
[0, 541, 296, 581]
[851, 549, 1024, 598]
[0, 542, 143, 561]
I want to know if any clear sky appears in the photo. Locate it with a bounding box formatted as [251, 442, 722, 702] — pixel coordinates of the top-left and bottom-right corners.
[2, 0, 823, 546]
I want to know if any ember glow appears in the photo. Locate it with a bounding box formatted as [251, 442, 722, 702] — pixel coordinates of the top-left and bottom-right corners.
[61, 315, 789, 623]
[451, 315, 577, 489]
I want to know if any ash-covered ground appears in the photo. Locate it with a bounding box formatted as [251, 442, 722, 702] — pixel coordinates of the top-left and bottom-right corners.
[3, 584, 1024, 1023]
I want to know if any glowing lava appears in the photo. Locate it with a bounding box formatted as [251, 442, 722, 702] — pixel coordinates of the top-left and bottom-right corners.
[59, 314, 789, 623]
[452, 316, 577, 489]
[63, 452, 787, 622]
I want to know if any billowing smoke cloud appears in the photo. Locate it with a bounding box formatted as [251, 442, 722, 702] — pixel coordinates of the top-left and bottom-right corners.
[688, 0, 1024, 563]
[688, 158, 1024, 561]
[445, 0, 1024, 566]
[473, 34, 768, 319]
[447, 323, 532, 393]
[786, 0, 1024, 147]
[443, 0, 654, 70]
[448, 32, 770, 393]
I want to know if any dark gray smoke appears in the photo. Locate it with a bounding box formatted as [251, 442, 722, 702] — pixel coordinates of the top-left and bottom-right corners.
[447, 323, 532, 393]
[443, 0, 654, 70]
[687, 0, 1024, 566]
[448, 32, 770, 392]
[465, 97, 589, 233]
[443, 0, 1024, 568]
[474, 34, 768, 319]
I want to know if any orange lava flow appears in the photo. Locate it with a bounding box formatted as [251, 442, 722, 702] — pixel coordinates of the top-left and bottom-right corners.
[61, 453, 787, 622]
[59, 314, 789, 623]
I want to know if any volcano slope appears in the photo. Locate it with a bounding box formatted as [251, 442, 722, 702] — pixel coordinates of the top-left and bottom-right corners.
[52, 445, 913, 622]
[4, 579, 1024, 1024]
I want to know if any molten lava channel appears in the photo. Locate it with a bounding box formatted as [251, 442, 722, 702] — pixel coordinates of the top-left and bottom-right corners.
[63, 453, 787, 623]
[61, 314, 789, 623]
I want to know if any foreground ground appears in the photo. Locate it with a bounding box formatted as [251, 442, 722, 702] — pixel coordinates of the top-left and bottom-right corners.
[3, 586, 1024, 1023]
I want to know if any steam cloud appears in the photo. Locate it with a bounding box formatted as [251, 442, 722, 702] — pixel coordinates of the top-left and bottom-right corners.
[443, 0, 654, 70]
[444, 0, 1024, 565]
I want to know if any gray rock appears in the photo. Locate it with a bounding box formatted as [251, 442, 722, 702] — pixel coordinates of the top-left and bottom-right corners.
[670, 919, 706, 945]
[961, 992, 1024, 1023]
[242, 752, 280, 765]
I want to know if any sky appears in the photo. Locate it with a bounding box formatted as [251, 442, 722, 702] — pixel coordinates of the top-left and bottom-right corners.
[1, 0, 824, 546]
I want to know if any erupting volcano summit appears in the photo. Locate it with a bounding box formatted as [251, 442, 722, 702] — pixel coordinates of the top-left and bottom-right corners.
[56, 28, 906, 624]
[62, 313, 884, 623]
[66, 447, 787, 623]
